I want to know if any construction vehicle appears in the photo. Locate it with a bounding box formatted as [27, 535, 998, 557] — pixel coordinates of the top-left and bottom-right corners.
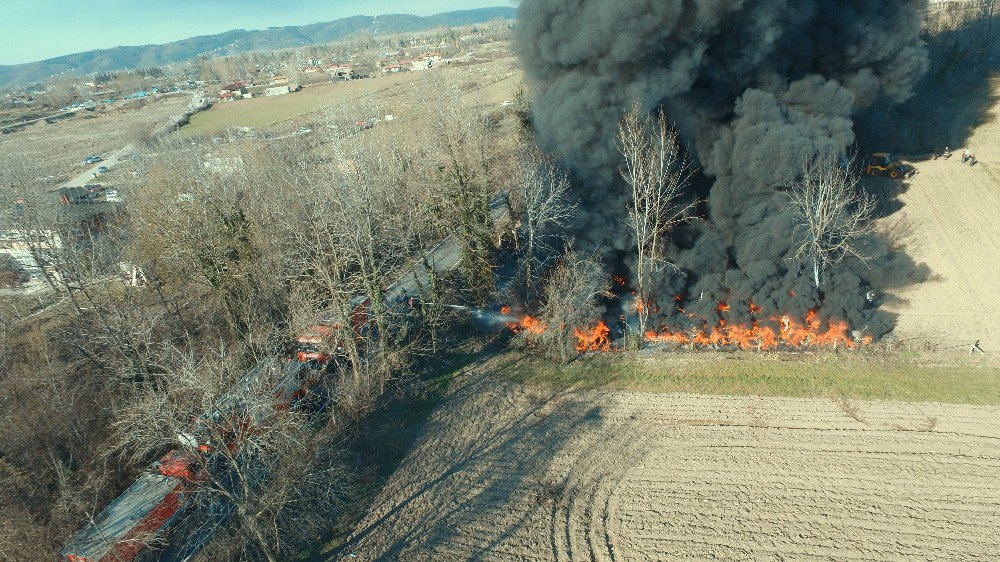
[865, 153, 915, 179]
[295, 296, 373, 364]
[61, 193, 514, 561]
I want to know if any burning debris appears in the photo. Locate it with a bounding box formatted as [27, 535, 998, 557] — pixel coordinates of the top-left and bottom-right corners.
[645, 305, 873, 351]
[504, 300, 869, 353]
[516, 1, 931, 344]
[574, 320, 613, 352]
[502, 306, 548, 335]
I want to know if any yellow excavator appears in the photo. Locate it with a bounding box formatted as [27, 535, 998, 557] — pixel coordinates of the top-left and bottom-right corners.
[865, 153, 915, 180]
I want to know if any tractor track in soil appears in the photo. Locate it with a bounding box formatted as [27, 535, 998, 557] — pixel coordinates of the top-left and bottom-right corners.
[333, 364, 1000, 561]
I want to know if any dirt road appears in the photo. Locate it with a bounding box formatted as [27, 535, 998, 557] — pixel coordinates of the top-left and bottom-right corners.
[336, 365, 1000, 561]
[885, 96, 1000, 351]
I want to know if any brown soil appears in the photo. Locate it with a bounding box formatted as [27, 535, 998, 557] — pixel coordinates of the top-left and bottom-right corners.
[884, 82, 1000, 352]
[336, 363, 1000, 561]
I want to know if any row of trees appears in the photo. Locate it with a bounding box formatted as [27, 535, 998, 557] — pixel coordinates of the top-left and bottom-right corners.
[615, 103, 874, 343]
[507, 101, 876, 359]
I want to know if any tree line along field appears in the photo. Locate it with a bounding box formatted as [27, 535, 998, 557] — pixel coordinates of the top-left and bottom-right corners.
[0, 36, 536, 560]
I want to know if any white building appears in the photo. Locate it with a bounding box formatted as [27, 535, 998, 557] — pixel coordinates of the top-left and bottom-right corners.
[264, 85, 292, 97]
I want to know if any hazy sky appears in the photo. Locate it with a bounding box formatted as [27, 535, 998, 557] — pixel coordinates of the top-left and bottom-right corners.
[1, 0, 511, 65]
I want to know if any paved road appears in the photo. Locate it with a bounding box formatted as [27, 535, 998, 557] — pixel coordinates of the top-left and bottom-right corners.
[61, 144, 135, 188]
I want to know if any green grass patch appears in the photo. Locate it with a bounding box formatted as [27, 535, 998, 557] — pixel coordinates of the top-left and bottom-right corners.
[181, 74, 421, 136]
[182, 95, 331, 135]
[507, 351, 1000, 405]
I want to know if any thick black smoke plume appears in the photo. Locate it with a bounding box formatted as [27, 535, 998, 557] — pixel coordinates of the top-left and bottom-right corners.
[517, 0, 931, 336]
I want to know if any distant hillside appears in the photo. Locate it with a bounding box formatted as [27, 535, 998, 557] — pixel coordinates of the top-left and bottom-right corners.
[0, 7, 516, 89]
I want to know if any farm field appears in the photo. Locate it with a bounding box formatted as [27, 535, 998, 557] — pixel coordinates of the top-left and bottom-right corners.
[0, 94, 190, 187]
[181, 50, 520, 137]
[334, 358, 1000, 561]
[883, 85, 1000, 353]
[181, 73, 424, 135]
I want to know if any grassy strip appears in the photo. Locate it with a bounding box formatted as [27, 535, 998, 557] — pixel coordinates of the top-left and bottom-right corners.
[507, 351, 1000, 405]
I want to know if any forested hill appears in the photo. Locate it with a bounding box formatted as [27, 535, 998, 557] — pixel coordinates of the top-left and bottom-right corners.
[0, 7, 516, 89]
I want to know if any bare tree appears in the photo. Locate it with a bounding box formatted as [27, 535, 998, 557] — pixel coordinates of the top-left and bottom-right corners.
[424, 78, 500, 304]
[111, 353, 344, 562]
[617, 103, 695, 341]
[534, 244, 610, 364]
[517, 157, 577, 298]
[786, 155, 877, 289]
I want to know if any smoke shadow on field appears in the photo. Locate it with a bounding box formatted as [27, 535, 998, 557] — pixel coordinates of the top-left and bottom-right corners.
[861, 176, 911, 219]
[328, 356, 623, 561]
[856, 14, 1000, 159]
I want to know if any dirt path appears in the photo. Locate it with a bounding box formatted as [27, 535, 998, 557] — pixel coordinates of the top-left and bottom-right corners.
[335, 366, 1000, 561]
[885, 93, 1000, 352]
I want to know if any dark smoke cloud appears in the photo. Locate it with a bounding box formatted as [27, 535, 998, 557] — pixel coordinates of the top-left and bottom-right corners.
[517, 0, 930, 335]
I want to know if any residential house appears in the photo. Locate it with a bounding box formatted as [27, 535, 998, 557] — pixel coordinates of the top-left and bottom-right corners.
[219, 83, 250, 100]
[328, 63, 355, 81]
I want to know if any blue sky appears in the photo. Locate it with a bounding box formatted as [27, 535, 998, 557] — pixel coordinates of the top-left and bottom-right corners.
[1, 0, 511, 65]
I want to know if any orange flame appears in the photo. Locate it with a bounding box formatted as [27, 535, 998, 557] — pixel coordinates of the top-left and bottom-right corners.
[520, 315, 547, 335]
[645, 303, 869, 350]
[574, 320, 612, 352]
[503, 306, 547, 335]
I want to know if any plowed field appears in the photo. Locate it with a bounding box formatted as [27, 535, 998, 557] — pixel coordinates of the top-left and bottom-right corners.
[884, 79, 1000, 351]
[336, 366, 1000, 561]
